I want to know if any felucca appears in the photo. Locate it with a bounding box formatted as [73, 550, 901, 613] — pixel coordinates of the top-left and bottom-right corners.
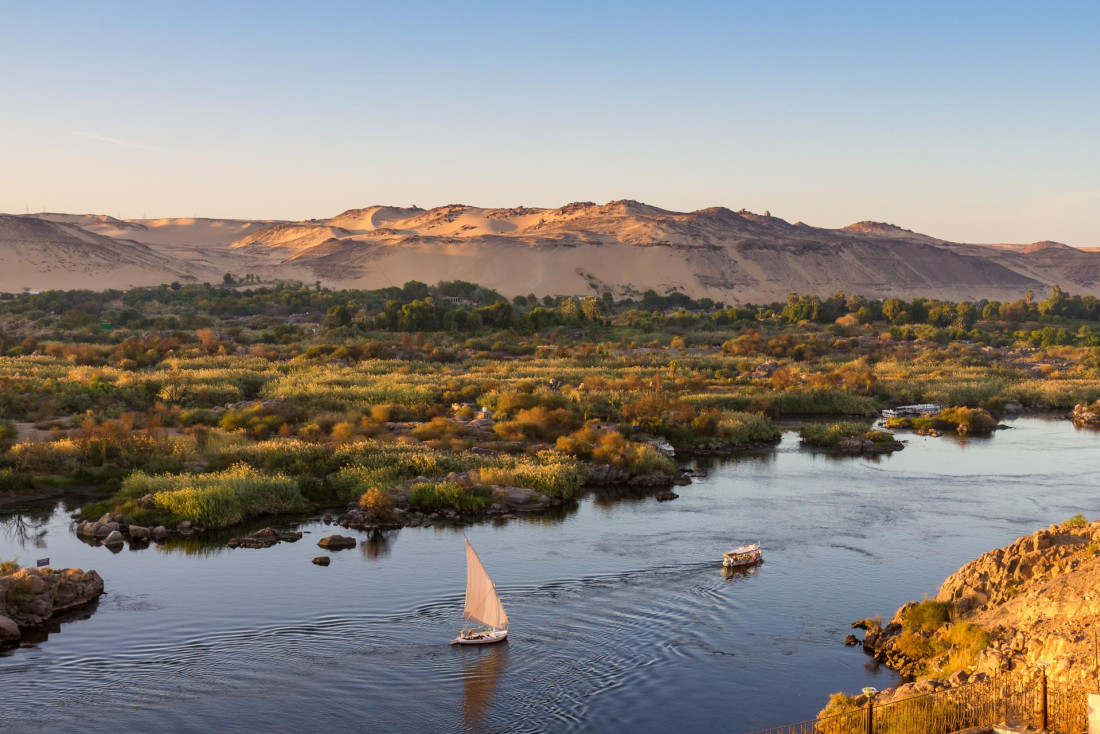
[451, 535, 509, 645]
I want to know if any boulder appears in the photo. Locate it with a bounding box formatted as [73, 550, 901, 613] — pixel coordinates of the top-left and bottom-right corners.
[151, 526, 168, 541]
[312, 556, 331, 566]
[102, 531, 125, 547]
[844, 635, 859, 646]
[318, 534, 356, 550]
[0, 614, 19, 643]
[128, 526, 150, 542]
[655, 490, 679, 502]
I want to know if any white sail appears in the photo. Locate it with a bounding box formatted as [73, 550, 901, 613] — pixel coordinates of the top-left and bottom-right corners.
[463, 538, 509, 629]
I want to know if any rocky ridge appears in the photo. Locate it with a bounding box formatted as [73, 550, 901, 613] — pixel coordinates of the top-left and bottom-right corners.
[857, 520, 1100, 696]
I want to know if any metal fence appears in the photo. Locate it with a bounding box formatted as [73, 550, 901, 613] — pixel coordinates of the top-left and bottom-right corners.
[747, 670, 1093, 734]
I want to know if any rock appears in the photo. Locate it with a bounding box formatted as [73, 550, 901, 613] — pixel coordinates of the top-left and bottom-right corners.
[655, 490, 679, 502]
[318, 534, 356, 550]
[128, 526, 150, 542]
[312, 556, 331, 566]
[1031, 529, 1054, 551]
[92, 522, 112, 538]
[672, 475, 692, 486]
[101, 530, 124, 547]
[0, 614, 19, 643]
[76, 521, 95, 537]
[151, 526, 168, 541]
[177, 520, 193, 532]
[138, 493, 156, 506]
[844, 635, 859, 646]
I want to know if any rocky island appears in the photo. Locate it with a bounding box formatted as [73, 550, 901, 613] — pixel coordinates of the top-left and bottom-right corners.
[0, 563, 105, 650]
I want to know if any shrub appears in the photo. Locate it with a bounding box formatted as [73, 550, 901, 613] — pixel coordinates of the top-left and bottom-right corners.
[715, 412, 781, 445]
[0, 469, 32, 494]
[901, 598, 953, 633]
[0, 558, 19, 576]
[799, 421, 873, 448]
[358, 487, 397, 523]
[1064, 513, 1088, 527]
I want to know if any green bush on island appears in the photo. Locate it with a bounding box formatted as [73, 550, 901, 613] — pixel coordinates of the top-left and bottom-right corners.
[1064, 513, 1089, 527]
[798, 421, 896, 449]
[329, 445, 587, 504]
[85, 464, 309, 529]
[407, 481, 492, 512]
[886, 406, 997, 435]
[715, 412, 782, 444]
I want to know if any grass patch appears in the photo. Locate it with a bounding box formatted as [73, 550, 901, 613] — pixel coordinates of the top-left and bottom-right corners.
[87, 464, 309, 529]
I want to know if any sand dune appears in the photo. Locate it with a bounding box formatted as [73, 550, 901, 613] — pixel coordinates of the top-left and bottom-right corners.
[2, 202, 1098, 300]
[0, 215, 197, 291]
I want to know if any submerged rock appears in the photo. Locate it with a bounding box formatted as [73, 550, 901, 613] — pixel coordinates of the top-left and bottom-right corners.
[227, 527, 304, 549]
[312, 556, 331, 566]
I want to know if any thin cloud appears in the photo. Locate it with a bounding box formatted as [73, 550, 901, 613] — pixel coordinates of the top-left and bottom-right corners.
[75, 131, 156, 151]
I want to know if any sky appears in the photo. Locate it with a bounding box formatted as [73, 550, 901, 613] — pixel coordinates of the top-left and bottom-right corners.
[1, 1, 1098, 244]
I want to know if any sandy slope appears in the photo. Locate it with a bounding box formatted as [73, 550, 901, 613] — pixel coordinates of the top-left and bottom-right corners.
[0, 215, 197, 291]
[4, 202, 1099, 299]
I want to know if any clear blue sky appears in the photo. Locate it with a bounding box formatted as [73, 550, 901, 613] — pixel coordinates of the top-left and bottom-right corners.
[2, 1, 1097, 244]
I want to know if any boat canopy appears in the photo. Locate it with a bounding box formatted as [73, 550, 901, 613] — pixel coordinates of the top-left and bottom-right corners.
[724, 543, 760, 556]
[463, 538, 509, 629]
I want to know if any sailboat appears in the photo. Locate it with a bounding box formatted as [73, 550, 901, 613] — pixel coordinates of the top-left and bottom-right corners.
[451, 535, 509, 645]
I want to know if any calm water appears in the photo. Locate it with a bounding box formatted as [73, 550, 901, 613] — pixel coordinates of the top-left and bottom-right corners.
[1, 417, 1097, 733]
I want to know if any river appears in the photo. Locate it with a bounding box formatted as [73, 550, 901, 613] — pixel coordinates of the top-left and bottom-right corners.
[1, 416, 1097, 733]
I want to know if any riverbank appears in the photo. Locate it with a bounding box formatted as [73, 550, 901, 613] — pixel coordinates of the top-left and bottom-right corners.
[847, 517, 1100, 710]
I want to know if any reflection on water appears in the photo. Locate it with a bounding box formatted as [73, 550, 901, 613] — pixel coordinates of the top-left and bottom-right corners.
[460, 644, 510, 732]
[0, 418, 1097, 733]
[362, 530, 398, 560]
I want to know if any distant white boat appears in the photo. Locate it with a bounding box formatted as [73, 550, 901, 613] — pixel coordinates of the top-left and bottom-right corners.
[451, 536, 510, 646]
[881, 403, 942, 419]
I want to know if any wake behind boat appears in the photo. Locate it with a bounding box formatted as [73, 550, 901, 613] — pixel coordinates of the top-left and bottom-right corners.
[452, 536, 510, 645]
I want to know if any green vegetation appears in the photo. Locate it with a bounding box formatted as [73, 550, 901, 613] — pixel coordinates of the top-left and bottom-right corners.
[886, 407, 998, 435]
[86, 464, 309, 529]
[890, 598, 991, 678]
[0, 280, 1092, 527]
[1064, 513, 1089, 527]
[0, 557, 19, 576]
[798, 421, 897, 449]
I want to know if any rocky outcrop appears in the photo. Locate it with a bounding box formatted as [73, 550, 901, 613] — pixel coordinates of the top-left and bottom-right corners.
[227, 527, 303, 549]
[837, 435, 904, 454]
[1070, 402, 1100, 425]
[76, 512, 190, 549]
[855, 520, 1100, 689]
[0, 566, 104, 649]
[584, 463, 682, 487]
[318, 534, 356, 550]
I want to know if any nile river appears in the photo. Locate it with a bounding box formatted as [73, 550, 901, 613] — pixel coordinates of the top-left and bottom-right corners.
[1, 417, 1097, 732]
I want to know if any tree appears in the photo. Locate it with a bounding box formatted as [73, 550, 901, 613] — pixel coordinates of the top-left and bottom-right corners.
[581, 297, 601, 321]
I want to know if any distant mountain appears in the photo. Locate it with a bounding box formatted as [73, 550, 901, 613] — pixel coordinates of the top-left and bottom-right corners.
[0, 215, 197, 291]
[2, 202, 1098, 300]
[227, 201, 1100, 301]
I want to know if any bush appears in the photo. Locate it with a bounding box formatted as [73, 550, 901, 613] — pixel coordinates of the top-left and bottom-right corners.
[799, 421, 874, 448]
[0, 558, 19, 576]
[901, 598, 953, 633]
[1064, 513, 1089, 527]
[358, 487, 397, 523]
[715, 412, 781, 445]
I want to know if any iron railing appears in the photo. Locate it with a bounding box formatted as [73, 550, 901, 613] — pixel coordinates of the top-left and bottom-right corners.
[747, 670, 1093, 734]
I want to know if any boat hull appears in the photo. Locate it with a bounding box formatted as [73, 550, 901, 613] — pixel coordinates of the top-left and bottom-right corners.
[451, 629, 509, 646]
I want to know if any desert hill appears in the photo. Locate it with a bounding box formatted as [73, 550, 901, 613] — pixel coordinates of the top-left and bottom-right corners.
[227, 201, 1100, 302]
[0, 215, 198, 291]
[2, 202, 1098, 301]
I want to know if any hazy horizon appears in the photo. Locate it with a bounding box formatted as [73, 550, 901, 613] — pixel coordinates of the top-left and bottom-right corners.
[2, 1, 1098, 245]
